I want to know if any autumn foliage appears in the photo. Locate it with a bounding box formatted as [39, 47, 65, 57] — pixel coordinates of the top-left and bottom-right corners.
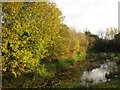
[2, 2, 88, 77]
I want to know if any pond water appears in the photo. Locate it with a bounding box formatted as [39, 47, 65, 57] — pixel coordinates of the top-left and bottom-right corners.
[80, 60, 119, 86]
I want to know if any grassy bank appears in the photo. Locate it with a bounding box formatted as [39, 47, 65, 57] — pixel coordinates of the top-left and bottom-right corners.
[2, 52, 120, 88]
[2, 58, 87, 88]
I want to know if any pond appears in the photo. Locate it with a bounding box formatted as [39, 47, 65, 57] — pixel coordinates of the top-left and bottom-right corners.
[80, 59, 119, 87]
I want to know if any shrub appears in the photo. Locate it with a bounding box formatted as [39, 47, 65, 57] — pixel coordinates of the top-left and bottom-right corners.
[57, 60, 69, 71]
[68, 58, 75, 62]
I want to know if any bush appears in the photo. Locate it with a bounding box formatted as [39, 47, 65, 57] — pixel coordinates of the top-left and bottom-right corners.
[57, 60, 70, 71]
[45, 63, 56, 78]
[68, 58, 75, 62]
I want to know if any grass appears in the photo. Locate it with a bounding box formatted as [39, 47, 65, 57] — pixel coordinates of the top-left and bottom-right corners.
[2, 60, 87, 88]
[89, 78, 120, 88]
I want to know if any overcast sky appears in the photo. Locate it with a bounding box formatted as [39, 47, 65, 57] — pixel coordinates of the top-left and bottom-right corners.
[50, 0, 119, 34]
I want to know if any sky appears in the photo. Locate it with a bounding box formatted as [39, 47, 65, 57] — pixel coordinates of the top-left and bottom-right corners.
[50, 0, 119, 35]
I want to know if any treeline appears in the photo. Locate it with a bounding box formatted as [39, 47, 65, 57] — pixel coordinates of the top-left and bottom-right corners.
[86, 27, 120, 53]
[2, 2, 88, 77]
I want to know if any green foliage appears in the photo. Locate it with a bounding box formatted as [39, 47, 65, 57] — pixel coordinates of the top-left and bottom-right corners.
[38, 65, 48, 78]
[45, 63, 56, 78]
[57, 60, 70, 71]
[84, 30, 92, 36]
[68, 58, 75, 62]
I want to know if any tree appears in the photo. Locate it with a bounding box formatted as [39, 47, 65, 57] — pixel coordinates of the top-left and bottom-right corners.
[114, 32, 120, 51]
[105, 27, 119, 40]
[2, 2, 69, 77]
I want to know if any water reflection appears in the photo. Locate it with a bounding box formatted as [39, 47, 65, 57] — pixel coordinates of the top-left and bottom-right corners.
[80, 60, 118, 85]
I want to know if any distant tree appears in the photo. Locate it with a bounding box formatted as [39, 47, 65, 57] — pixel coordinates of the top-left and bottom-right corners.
[114, 32, 120, 51]
[105, 27, 119, 40]
[84, 30, 92, 36]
